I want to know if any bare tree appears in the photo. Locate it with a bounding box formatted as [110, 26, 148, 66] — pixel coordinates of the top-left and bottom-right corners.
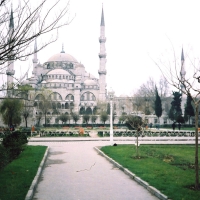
[154, 46, 200, 190]
[0, 0, 72, 71]
[136, 76, 169, 114]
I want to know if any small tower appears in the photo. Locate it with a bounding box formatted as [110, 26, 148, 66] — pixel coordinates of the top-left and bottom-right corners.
[32, 39, 38, 68]
[6, 7, 15, 96]
[98, 6, 107, 101]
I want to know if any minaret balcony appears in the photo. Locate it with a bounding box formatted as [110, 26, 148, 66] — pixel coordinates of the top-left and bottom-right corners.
[99, 37, 106, 43]
[6, 69, 15, 76]
[99, 53, 107, 58]
[98, 70, 107, 75]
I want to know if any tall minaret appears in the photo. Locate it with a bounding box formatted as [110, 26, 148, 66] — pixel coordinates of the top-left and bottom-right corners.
[180, 48, 186, 115]
[180, 48, 186, 86]
[6, 6, 15, 96]
[98, 6, 107, 101]
[32, 39, 38, 68]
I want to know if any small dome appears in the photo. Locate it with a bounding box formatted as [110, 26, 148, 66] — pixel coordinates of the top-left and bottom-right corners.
[84, 79, 97, 85]
[119, 94, 129, 97]
[47, 52, 78, 63]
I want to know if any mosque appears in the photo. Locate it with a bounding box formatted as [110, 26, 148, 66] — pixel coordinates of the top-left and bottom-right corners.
[4, 6, 188, 127]
[5, 7, 112, 125]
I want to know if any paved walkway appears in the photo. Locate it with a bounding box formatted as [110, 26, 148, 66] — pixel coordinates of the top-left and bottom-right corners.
[29, 139, 158, 200]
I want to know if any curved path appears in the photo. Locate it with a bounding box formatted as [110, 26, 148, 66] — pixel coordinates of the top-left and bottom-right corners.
[29, 140, 158, 200]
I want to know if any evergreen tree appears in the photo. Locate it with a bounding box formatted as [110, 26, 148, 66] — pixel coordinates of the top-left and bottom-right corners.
[0, 98, 23, 126]
[184, 94, 195, 124]
[100, 111, 108, 125]
[168, 91, 182, 122]
[71, 113, 80, 124]
[154, 86, 162, 121]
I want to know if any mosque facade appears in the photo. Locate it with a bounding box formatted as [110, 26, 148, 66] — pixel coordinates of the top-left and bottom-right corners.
[11, 7, 109, 125]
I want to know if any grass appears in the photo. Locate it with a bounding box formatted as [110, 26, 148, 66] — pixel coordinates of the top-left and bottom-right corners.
[0, 145, 47, 200]
[101, 144, 200, 200]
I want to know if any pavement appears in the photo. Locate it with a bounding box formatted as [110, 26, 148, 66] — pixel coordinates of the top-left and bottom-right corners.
[28, 136, 197, 200]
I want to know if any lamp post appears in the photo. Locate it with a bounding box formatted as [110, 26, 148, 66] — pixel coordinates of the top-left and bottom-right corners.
[108, 89, 115, 145]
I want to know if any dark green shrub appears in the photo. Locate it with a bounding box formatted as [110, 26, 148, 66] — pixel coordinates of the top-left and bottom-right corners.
[98, 131, 103, 137]
[2, 131, 28, 159]
[0, 145, 9, 170]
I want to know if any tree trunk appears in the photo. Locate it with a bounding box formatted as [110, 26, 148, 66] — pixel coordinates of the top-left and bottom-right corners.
[195, 103, 199, 189]
[25, 118, 27, 128]
[136, 130, 139, 158]
[44, 112, 46, 126]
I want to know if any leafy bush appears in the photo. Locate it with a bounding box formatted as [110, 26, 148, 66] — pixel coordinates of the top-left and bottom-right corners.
[2, 131, 28, 159]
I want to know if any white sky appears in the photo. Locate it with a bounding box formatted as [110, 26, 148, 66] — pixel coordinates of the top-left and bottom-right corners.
[5, 0, 200, 96]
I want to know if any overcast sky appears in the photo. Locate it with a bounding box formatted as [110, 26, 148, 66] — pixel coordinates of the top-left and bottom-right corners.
[7, 0, 200, 96]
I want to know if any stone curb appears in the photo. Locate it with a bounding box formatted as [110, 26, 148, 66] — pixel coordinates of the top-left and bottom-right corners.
[25, 147, 49, 200]
[94, 146, 169, 200]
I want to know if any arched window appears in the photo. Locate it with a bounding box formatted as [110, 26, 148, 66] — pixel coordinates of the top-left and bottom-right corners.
[79, 107, 85, 115]
[35, 94, 45, 101]
[65, 94, 74, 101]
[62, 104, 64, 109]
[85, 107, 92, 115]
[57, 102, 61, 109]
[49, 92, 62, 100]
[65, 103, 69, 109]
[81, 92, 96, 101]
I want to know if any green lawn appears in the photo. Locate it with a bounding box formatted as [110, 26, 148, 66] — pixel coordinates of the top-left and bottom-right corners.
[0, 145, 47, 200]
[101, 144, 200, 200]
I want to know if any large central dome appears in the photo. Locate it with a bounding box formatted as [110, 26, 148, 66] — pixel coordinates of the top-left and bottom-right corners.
[48, 52, 78, 63]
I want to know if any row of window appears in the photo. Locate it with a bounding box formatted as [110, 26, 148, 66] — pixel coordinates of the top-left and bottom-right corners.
[35, 92, 96, 101]
[83, 85, 98, 89]
[42, 83, 74, 88]
[45, 75, 75, 80]
[35, 102, 74, 109]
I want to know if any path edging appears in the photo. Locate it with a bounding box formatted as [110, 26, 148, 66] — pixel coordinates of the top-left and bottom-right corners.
[94, 146, 169, 200]
[25, 147, 49, 200]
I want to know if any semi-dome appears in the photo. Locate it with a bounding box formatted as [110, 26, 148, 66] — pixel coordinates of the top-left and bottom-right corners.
[84, 79, 97, 85]
[47, 52, 78, 63]
[47, 69, 71, 75]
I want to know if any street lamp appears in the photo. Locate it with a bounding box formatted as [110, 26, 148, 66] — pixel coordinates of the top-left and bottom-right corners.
[108, 88, 115, 145]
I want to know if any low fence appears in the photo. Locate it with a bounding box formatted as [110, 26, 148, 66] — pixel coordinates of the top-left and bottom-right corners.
[98, 129, 196, 137]
[33, 130, 90, 137]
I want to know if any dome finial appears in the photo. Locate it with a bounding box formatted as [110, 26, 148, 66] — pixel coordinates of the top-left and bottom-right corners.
[61, 43, 65, 53]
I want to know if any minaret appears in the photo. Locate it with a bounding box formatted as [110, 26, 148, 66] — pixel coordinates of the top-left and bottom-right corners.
[180, 48, 186, 115]
[98, 6, 107, 101]
[32, 39, 38, 68]
[6, 6, 15, 96]
[180, 48, 186, 86]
